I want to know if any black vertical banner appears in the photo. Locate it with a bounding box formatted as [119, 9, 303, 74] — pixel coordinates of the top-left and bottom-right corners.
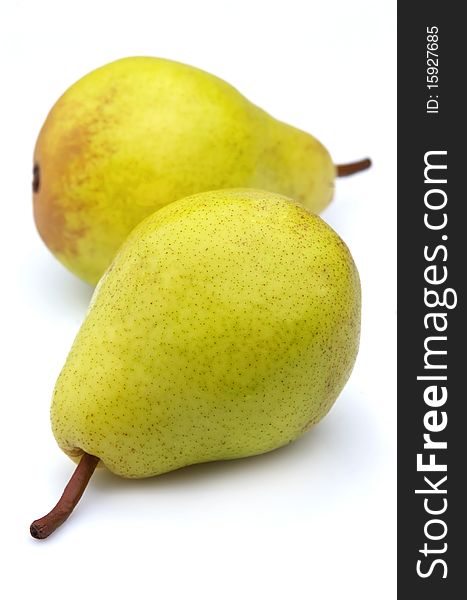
[398, 3, 465, 597]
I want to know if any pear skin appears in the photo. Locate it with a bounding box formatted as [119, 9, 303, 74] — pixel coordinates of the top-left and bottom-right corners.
[51, 189, 361, 477]
[33, 56, 369, 284]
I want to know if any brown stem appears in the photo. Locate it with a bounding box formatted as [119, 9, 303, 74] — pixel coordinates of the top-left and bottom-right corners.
[30, 453, 99, 539]
[336, 158, 372, 177]
[32, 163, 40, 193]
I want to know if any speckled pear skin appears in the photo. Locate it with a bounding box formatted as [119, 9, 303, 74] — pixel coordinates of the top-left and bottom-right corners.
[51, 189, 360, 478]
[33, 56, 335, 285]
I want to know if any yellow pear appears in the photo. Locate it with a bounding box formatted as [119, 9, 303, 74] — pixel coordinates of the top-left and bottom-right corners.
[33, 56, 369, 284]
[31, 189, 361, 539]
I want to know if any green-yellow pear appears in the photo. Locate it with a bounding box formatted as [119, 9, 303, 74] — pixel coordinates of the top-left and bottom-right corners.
[30, 189, 361, 539]
[33, 56, 370, 284]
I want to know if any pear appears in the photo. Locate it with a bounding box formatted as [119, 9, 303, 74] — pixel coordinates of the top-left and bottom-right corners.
[30, 189, 361, 539]
[32, 56, 370, 284]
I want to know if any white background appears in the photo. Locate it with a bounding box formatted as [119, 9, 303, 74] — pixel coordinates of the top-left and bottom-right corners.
[0, 1, 396, 598]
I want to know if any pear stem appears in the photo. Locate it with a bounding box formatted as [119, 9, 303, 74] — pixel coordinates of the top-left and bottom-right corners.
[336, 158, 372, 177]
[30, 452, 99, 539]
